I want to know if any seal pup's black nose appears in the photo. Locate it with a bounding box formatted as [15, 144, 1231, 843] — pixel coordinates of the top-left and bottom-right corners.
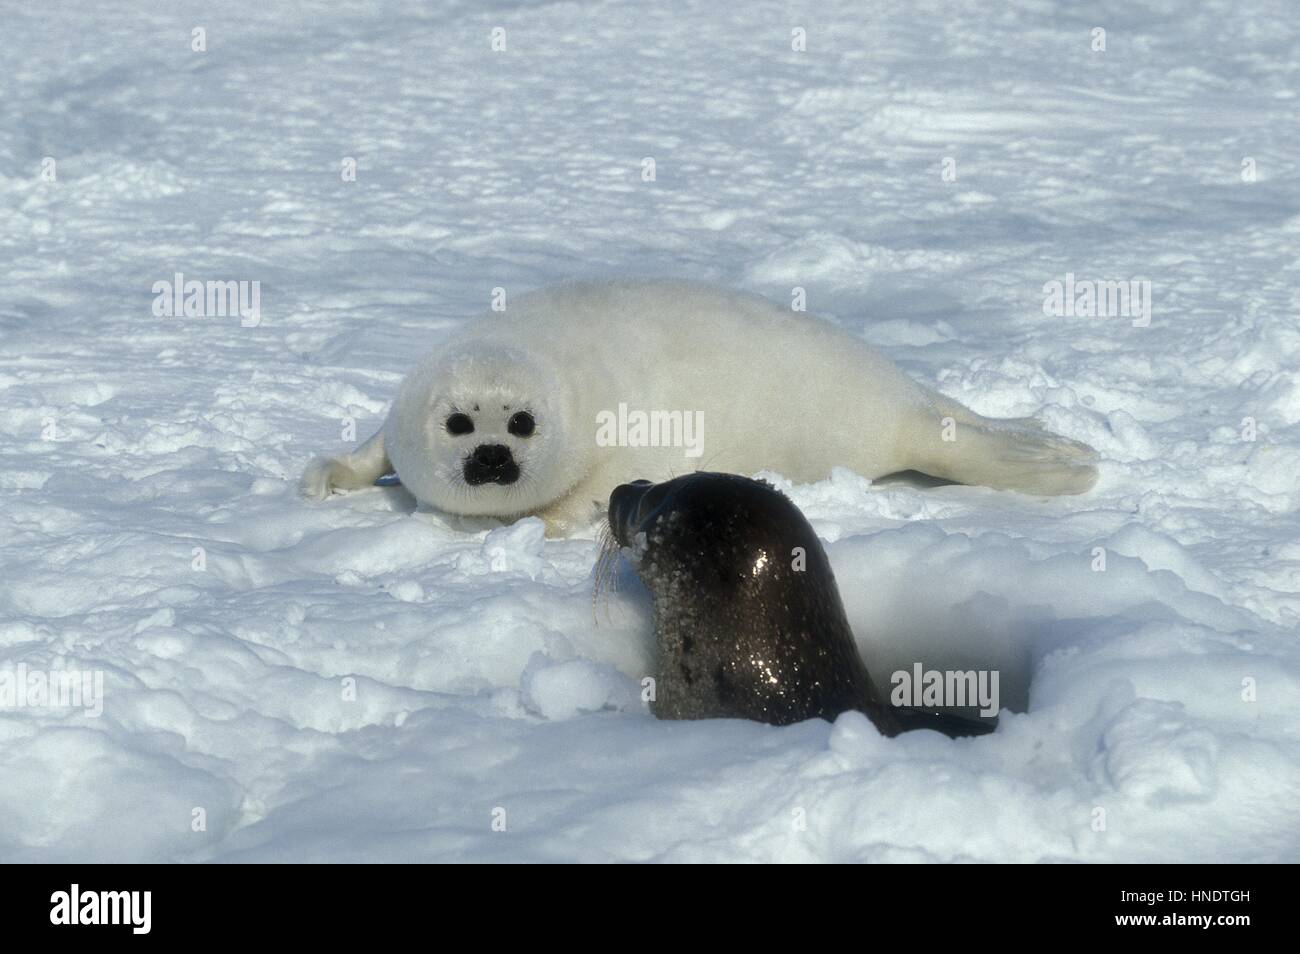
[464, 443, 520, 486]
[473, 444, 512, 467]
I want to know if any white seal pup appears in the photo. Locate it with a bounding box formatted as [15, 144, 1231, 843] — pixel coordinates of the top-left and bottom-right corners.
[301, 280, 1098, 532]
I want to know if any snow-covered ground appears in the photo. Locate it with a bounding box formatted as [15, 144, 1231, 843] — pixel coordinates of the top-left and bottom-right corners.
[2, 0, 1298, 862]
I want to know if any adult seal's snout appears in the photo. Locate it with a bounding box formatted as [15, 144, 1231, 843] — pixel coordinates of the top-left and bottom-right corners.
[608, 479, 656, 545]
[608, 472, 996, 738]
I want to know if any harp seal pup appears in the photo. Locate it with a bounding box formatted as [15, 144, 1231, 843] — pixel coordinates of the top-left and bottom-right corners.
[605, 472, 995, 735]
[301, 279, 1097, 534]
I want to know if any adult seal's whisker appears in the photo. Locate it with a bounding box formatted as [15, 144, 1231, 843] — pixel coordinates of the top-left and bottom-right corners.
[591, 522, 623, 625]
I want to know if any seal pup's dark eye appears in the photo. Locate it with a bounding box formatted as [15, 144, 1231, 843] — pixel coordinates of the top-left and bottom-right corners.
[508, 411, 536, 437]
[445, 412, 474, 436]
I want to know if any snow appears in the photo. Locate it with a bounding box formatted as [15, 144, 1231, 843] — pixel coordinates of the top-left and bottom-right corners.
[2, 0, 1299, 862]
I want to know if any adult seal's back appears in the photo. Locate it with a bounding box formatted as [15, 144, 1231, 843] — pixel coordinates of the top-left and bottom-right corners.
[607, 472, 994, 737]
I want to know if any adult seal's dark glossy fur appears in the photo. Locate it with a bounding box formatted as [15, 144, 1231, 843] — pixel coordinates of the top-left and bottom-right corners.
[607, 472, 994, 738]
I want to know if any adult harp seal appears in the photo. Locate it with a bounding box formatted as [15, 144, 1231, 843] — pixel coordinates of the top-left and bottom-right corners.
[606, 472, 996, 736]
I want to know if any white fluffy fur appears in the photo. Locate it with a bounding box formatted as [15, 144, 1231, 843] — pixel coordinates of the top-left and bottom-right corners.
[301, 280, 1098, 532]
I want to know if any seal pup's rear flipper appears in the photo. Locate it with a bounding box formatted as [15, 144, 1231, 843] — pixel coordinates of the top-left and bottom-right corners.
[891, 706, 998, 738]
[909, 400, 1099, 496]
[300, 426, 391, 498]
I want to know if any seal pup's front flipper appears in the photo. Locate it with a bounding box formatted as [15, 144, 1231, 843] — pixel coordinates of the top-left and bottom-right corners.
[300, 426, 392, 498]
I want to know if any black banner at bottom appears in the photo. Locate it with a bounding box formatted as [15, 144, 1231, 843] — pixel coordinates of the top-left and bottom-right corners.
[2, 863, 1281, 940]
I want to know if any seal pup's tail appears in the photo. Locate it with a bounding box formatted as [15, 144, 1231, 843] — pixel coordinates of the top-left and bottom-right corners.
[912, 397, 1099, 496]
[300, 427, 392, 498]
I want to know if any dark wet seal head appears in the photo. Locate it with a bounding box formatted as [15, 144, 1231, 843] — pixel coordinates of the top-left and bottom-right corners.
[610, 474, 779, 544]
[609, 472, 830, 592]
[605, 472, 996, 738]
